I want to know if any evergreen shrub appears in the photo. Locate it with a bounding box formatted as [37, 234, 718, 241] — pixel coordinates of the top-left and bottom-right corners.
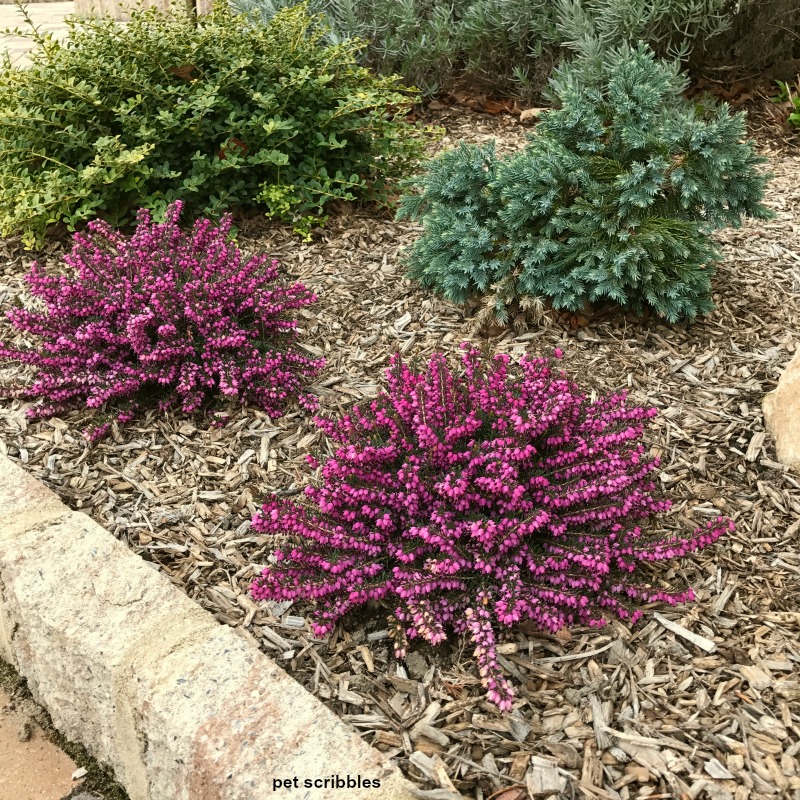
[554, 0, 739, 62]
[234, 0, 560, 97]
[234, 0, 747, 98]
[0, 3, 427, 245]
[0, 202, 323, 440]
[250, 344, 731, 711]
[397, 43, 772, 324]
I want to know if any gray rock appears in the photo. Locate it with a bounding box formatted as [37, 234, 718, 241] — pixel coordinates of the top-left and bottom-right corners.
[562, 688, 582, 706]
[405, 651, 429, 681]
[350, 628, 367, 645]
[16, 720, 32, 742]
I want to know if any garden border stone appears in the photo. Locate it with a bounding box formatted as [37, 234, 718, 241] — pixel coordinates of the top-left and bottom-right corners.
[0, 453, 418, 800]
[763, 348, 800, 473]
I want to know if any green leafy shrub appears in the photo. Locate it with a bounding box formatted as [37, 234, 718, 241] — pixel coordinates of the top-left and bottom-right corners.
[774, 80, 800, 128]
[397, 43, 772, 325]
[0, 2, 427, 245]
[233, 0, 747, 98]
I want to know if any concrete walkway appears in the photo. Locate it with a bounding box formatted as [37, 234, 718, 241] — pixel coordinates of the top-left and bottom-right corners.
[0, 2, 72, 66]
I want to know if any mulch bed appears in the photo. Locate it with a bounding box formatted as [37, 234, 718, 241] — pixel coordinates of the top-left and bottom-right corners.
[1, 104, 799, 800]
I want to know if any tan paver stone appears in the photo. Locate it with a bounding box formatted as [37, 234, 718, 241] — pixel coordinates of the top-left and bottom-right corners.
[0, 688, 77, 800]
[0, 2, 73, 67]
[129, 624, 408, 799]
[73, 0, 193, 18]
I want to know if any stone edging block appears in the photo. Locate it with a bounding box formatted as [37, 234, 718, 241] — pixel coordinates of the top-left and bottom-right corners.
[763, 348, 800, 473]
[0, 454, 419, 799]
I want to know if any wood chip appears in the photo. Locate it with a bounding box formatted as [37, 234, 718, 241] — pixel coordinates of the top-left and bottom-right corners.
[653, 612, 717, 653]
[526, 756, 566, 796]
[740, 665, 773, 691]
[2, 109, 799, 800]
[704, 757, 735, 779]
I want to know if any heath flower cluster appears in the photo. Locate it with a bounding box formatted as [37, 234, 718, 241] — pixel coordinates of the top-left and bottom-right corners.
[251, 345, 731, 711]
[0, 201, 323, 439]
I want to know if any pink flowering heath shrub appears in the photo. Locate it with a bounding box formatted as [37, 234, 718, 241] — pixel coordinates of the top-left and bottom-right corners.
[250, 344, 731, 711]
[0, 201, 323, 440]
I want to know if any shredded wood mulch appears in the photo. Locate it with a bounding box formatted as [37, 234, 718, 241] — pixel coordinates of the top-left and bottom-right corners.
[1, 105, 799, 800]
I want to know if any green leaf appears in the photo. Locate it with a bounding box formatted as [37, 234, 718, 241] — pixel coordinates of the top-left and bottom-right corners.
[0, 2, 428, 245]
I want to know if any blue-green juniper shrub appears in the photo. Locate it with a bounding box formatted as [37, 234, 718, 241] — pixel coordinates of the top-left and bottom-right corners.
[397, 43, 772, 324]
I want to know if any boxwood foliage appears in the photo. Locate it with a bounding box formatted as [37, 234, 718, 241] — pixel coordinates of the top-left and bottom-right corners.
[0, 2, 427, 245]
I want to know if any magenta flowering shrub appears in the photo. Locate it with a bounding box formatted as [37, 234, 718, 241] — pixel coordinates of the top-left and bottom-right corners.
[250, 345, 731, 711]
[0, 201, 323, 439]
